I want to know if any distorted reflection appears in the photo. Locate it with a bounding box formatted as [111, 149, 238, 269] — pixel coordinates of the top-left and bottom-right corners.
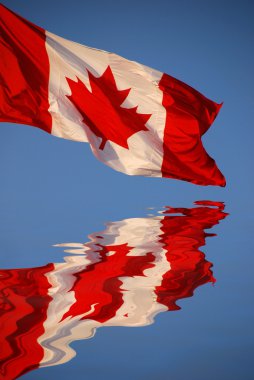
[0, 201, 227, 379]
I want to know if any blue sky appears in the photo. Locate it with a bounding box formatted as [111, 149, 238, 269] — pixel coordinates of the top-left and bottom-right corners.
[1, 1, 254, 379]
[1, 0, 253, 267]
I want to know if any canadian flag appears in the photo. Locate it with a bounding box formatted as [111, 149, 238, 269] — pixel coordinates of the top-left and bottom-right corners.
[0, 4, 225, 186]
[0, 202, 227, 379]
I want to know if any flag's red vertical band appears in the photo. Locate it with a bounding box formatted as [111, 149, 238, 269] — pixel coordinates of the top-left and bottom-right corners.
[155, 202, 227, 310]
[0, 5, 52, 133]
[0, 263, 54, 380]
[159, 73, 226, 186]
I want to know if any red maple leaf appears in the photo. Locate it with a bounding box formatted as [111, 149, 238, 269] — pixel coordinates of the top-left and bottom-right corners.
[66, 66, 151, 150]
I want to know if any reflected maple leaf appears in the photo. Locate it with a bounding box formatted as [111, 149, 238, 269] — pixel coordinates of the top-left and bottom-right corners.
[66, 66, 151, 150]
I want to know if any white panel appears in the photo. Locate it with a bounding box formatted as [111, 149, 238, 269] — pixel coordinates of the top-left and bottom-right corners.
[45, 31, 166, 177]
[39, 217, 169, 367]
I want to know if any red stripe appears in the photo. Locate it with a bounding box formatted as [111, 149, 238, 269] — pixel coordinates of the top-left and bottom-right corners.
[0, 4, 51, 133]
[159, 73, 226, 186]
[0, 263, 54, 380]
[155, 202, 227, 310]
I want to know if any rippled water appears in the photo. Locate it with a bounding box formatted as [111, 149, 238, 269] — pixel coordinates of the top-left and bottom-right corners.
[0, 201, 232, 379]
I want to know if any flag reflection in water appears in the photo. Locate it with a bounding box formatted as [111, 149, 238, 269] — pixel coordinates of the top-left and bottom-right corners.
[0, 201, 227, 379]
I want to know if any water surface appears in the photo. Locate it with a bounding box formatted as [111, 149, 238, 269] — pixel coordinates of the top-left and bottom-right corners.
[0, 201, 230, 379]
